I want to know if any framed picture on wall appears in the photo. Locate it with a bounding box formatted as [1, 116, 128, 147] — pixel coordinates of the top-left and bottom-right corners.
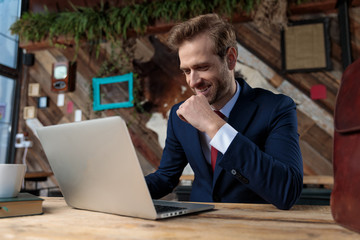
[23, 106, 36, 119]
[281, 18, 332, 73]
[92, 72, 134, 111]
[28, 83, 40, 97]
[38, 96, 49, 109]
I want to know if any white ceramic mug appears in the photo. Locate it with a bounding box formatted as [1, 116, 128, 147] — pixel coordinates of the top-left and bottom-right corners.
[0, 164, 26, 198]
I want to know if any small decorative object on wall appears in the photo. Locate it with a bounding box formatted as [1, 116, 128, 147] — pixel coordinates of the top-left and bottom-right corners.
[74, 109, 82, 122]
[67, 101, 74, 114]
[92, 72, 134, 111]
[23, 106, 36, 119]
[28, 83, 40, 97]
[57, 94, 65, 107]
[311, 84, 327, 100]
[37, 96, 49, 108]
[51, 61, 76, 92]
[23, 52, 35, 66]
[281, 18, 332, 73]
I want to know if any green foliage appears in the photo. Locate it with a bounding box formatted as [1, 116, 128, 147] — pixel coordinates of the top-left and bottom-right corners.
[11, 0, 296, 113]
[96, 41, 132, 78]
[10, 9, 57, 42]
[96, 40, 144, 113]
[10, 0, 261, 47]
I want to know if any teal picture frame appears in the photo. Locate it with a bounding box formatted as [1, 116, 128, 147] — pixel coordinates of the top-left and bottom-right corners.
[92, 72, 134, 111]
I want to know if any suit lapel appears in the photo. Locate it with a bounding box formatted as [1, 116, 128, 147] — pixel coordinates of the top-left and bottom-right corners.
[213, 79, 258, 185]
[228, 79, 258, 134]
[186, 123, 213, 179]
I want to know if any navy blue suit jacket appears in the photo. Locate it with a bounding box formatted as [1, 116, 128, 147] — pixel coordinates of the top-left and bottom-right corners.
[145, 78, 303, 209]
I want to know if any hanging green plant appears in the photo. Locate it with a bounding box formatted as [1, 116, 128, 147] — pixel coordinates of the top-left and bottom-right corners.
[95, 39, 145, 113]
[10, 0, 305, 113]
[10, 0, 309, 56]
[10, 0, 261, 53]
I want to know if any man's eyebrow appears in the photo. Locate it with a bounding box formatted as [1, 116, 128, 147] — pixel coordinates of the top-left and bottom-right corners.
[180, 62, 209, 70]
[179, 67, 189, 73]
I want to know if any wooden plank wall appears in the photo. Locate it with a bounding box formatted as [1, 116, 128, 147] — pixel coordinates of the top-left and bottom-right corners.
[15, 6, 360, 192]
[232, 7, 359, 177]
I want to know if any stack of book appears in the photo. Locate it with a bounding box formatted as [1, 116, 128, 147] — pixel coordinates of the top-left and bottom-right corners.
[0, 192, 43, 218]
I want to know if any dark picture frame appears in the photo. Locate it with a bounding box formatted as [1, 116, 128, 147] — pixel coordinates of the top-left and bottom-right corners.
[281, 18, 332, 73]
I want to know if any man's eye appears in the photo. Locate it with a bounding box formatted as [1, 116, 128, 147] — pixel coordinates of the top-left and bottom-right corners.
[198, 66, 209, 71]
[182, 70, 190, 75]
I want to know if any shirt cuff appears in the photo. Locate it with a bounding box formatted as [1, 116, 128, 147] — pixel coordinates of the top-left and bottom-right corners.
[210, 123, 237, 154]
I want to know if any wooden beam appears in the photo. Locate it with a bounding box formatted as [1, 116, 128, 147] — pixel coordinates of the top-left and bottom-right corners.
[303, 175, 334, 186]
[288, 0, 338, 15]
[19, 36, 75, 52]
[351, 0, 360, 6]
[180, 174, 334, 187]
[289, 0, 360, 15]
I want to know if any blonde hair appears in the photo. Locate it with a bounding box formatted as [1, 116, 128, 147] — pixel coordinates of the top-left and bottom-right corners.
[167, 13, 237, 59]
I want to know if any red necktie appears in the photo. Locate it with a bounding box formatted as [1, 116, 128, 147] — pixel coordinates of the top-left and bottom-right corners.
[211, 110, 226, 171]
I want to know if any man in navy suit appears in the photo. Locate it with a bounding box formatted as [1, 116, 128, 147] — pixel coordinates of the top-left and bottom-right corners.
[145, 13, 303, 210]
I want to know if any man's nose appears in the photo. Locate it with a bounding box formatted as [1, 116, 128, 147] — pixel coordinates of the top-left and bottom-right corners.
[188, 70, 200, 88]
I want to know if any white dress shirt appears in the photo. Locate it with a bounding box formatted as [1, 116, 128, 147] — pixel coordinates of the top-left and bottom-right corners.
[199, 81, 240, 165]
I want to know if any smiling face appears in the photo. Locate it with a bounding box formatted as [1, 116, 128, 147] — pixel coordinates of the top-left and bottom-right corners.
[179, 33, 237, 110]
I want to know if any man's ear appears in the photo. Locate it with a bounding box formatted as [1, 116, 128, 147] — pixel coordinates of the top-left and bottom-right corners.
[226, 47, 237, 70]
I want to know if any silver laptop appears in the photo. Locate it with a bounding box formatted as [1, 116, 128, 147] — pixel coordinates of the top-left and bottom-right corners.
[36, 116, 214, 220]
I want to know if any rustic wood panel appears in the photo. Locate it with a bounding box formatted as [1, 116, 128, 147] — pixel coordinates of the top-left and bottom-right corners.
[301, 124, 333, 162]
[15, 5, 360, 194]
[231, 7, 360, 179]
[300, 140, 333, 176]
[296, 110, 316, 136]
[2, 198, 359, 240]
[234, 21, 339, 115]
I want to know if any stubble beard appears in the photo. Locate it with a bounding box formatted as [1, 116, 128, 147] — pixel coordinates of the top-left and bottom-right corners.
[208, 66, 232, 107]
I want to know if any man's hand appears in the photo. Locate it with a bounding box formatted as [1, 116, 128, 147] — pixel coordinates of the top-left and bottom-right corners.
[176, 95, 226, 139]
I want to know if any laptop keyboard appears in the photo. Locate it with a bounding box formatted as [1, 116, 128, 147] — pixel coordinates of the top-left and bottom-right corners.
[154, 204, 186, 213]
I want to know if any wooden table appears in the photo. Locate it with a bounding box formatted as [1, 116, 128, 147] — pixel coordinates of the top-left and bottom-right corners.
[0, 197, 358, 240]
